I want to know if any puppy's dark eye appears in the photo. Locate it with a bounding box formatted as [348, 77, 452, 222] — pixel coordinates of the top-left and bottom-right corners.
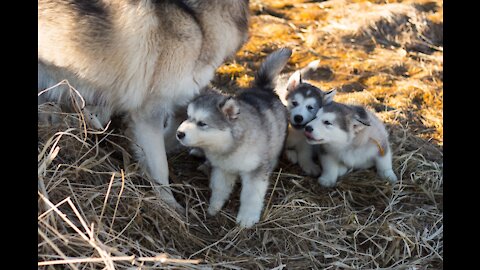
[291, 101, 298, 107]
[307, 105, 314, 111]
[197, 121, 207, 127]
[323, 120, 332, 126]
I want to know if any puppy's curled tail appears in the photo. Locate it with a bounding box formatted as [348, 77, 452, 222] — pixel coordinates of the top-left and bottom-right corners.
[254, 48, 292, 91]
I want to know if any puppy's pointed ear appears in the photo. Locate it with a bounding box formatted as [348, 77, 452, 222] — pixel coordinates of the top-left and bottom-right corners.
[219, 97, 239, 120]
[324, 89, 336, 104]
[351, 105, 370, 133]
[286, 70, 302, 92]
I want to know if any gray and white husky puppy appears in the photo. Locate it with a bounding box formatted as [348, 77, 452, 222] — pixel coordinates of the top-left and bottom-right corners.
[176, 48, 290, 228]
[276, 64, 336, 176]
[38, 0, 250, 210]
[304, 101, 398, 187]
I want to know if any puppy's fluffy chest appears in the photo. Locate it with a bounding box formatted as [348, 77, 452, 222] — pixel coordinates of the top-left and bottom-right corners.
[206, 143, 262, 173]
[325, 141, 379, 169]
[286, 126, 306, 146]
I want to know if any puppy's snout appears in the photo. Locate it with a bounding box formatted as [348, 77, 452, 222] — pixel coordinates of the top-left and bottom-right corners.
[176, 131, 185, 140]
[294, 115, 303, 123]
[305, 125, 313, 133]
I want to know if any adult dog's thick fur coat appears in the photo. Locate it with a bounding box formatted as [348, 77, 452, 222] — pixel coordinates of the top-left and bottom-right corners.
[38, 0, 250, 209]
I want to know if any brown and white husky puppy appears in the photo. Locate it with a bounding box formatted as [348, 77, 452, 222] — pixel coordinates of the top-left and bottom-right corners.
[305, 101, 398, 187]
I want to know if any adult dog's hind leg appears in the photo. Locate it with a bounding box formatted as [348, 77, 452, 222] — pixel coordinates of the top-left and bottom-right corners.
[129, 113, 183, 212]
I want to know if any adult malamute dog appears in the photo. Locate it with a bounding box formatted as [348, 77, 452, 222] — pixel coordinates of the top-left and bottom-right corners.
[38, 0, 250, 210]
[176, 48, 290, 228]
[277, 65, 336, 176]
[304, 101, 398, 187]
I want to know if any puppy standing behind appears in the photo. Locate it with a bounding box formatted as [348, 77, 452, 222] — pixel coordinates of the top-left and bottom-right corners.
[176, 48, 291, 228]
[277, 65, 336, 176]
[304, 101, 398, 187]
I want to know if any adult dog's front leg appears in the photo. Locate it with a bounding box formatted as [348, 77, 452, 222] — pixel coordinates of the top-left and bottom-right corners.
[129, 113, 183, 211]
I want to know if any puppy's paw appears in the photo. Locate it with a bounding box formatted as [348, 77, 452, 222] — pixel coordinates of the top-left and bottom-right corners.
[285, 149, 298, 164]
[197, 161, 211, 176]
[189, 148, 205, 158]
[207, 205, 221, 216]
[379, 169, 398, 183]
[318, 175, 337, 188]
[236, 210, 260, 228]
[300, 162, 321, 176]
[83, 106, 110, 130]
[83, 110, 104, 129]
[337, 165, 349, 177]
[153, 187, 185, 213]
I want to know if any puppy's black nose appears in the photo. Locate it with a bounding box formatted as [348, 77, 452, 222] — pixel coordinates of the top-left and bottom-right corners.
[305, 125, 313, 132]
[176, 131, 185, 140]
[294, 115, 303, 123]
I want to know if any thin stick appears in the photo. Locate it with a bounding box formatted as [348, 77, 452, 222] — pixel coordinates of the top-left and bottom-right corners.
[138, 253, 202, 264]
[110, 169, 126, 232]
[38, 197, 71, 220]
[38, 254, 202, 267]
[38, 256, 135, 266]
[98, 173, 116, 230]
[263, 168, 282, 219]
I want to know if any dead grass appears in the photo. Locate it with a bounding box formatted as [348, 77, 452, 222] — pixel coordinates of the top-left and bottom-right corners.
[38, 0, 442, 269]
